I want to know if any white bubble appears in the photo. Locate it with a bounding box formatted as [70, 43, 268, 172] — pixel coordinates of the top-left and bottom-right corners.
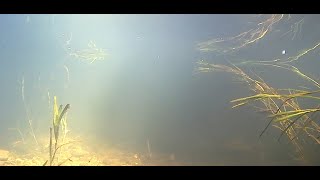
[282, 50, 286, 55]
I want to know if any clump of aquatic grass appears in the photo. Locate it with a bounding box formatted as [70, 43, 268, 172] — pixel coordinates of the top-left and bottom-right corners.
[196, 14, 285, 54]
[43, 95, 72, 166]
[68, 40, 108, 64]
[195, 60, 320, 160]
[233, 39, 320, 89]
[195, 15, 320, 163]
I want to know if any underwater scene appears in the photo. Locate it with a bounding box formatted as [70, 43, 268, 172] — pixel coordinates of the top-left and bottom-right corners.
[0, 14, 320, 166]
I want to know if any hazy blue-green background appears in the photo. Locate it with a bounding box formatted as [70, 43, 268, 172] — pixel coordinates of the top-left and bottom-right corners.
[1, 14, 320, 165]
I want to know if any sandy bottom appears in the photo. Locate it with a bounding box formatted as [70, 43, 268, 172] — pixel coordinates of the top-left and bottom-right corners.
[1, 133, 308, 166]
[1, 133, 186, 166]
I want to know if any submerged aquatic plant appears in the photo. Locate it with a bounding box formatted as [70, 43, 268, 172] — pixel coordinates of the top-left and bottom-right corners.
[196, 14, 285, 54]
[19, 76, 38, 146]
[196, 60, 320, 162]
[69, 40, 108, 64]
[45, 95, 71, 166]
[195, 15, 320, 163]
